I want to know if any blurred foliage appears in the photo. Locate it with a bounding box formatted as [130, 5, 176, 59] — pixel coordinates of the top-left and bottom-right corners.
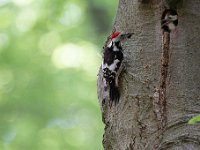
[0, 0, 118, 149]
[188, 115, 200, 125]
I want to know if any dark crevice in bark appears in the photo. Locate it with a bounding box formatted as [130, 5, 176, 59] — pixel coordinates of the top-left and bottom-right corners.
[159, 31, 170, 129]
[126, 137, 136, 150]
[153, 32, 170, 149]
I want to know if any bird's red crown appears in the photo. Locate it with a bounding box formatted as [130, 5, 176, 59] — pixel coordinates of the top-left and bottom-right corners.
[111, 32, 121, 39]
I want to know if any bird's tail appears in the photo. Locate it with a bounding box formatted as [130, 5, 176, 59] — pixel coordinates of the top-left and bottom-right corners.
[109, 80, 120, 106]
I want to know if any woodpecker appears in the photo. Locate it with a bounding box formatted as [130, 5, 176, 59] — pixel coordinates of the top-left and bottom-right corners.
[161, 9, 178, 32]
[102, 32, 133, 106]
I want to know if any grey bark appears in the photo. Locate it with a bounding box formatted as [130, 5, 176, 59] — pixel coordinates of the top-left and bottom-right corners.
[97, 0, 200, 150]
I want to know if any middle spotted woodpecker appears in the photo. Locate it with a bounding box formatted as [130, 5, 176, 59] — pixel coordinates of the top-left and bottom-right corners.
[102, 32, 133, 106]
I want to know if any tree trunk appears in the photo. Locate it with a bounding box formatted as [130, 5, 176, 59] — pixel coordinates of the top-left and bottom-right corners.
[97, 0, 200, 150]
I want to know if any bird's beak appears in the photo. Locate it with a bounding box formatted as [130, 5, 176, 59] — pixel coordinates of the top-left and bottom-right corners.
[126, 33, 134, 38]
[162, 18, 167, 21]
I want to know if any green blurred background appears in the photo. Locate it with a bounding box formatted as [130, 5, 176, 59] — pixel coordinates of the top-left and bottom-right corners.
[0, 0, 118, 149]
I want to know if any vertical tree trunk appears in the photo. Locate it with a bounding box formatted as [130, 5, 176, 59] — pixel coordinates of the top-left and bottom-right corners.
[97, 0, 200, 150]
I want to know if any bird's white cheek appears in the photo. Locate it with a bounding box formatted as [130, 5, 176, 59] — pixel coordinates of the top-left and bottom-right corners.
[107, 41, 112, 48]
[168, 23, 176, 31]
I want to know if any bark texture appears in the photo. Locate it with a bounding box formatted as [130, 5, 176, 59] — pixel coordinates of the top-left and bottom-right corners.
[97, 0, 200, 150]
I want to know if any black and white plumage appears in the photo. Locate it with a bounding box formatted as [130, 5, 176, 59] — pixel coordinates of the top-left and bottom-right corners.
[102, 32, 133, 105]
[161, 9, 178, 32]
